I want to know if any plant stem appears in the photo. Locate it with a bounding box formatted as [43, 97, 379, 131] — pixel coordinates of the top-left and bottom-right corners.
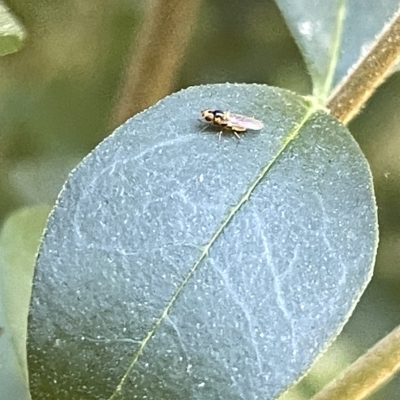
[311, 325, 400, 400]
[327, 6, 400, 124]
[111, 0, 201, 128]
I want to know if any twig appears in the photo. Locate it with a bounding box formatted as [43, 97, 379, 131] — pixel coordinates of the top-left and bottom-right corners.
[311, 325, 400, 400]
[327, 6, 400, 124]
[111, 0, 201, 128]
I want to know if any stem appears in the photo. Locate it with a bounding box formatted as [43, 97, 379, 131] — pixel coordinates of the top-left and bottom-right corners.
[327, 6, 400, 124]
[111, 0, 201, 128]
[311, 325, 400, 400]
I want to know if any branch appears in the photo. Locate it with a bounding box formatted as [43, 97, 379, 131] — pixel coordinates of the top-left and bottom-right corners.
[111, 0, 201, 128]
[311, 325, 400, 400]
[327, 6, 400, 124]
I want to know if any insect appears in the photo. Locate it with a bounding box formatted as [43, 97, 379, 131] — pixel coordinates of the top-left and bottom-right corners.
[200, 109, 264, 139]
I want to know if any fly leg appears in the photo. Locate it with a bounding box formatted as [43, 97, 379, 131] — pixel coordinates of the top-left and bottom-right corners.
[232, 130, 241, 139]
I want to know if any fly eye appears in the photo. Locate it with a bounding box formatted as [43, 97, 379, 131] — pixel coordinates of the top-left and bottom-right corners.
[201, 110, 212, 119]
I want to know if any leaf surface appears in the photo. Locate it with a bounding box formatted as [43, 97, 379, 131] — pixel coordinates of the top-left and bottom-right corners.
[276, 0, 400, 101]
[28, 84, 378, 399]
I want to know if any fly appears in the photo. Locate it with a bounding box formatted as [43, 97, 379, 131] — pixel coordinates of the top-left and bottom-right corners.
[200, 109, 264, 139]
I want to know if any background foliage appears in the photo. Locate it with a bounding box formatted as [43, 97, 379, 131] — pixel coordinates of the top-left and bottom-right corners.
[0, 0, 399, 398]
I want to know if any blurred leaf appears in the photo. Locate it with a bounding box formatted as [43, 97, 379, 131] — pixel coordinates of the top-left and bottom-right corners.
[28, 84, 377, 399]
[276, 0, 400, 101]
[0, 1, 26, 56]
[279, 338, 353, 400]
[8, 155, 82, 205]
[0, 206, 50, 400]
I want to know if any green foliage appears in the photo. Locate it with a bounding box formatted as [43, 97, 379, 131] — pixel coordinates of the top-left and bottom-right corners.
[0, 0, 399, 399]
[276, 0, 400, 101]
[28, 84, 377, 399]
[0, 1, 25, 56]
[0, 206, 50, 400]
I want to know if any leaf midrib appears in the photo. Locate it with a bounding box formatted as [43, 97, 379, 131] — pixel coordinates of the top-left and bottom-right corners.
[108, 101, 319, 399]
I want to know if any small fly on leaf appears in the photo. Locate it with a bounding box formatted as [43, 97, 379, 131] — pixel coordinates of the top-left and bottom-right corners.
[200, 109, 264, 139]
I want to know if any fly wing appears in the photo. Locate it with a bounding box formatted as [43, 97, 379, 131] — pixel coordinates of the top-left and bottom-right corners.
[228, 113, 264, 130]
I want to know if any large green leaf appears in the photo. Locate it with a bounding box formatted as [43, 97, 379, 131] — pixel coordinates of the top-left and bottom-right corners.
[0, 1, 25, 56]
[0, 206, 50, 400]
[28, 84, 378, 399]
[275, 0, 400, 102]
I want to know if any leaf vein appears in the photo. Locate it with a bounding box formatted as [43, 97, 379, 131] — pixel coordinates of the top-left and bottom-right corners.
[108, 102, 318, 399]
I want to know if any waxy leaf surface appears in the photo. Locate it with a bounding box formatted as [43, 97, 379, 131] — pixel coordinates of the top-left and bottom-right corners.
[276, 0, 400, 101]
[28, 84, 378, 399]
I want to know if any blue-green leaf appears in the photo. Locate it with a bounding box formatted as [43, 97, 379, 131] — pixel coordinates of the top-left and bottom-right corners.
[275, 0, 400, 102]
[28, 84, 378, 399]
